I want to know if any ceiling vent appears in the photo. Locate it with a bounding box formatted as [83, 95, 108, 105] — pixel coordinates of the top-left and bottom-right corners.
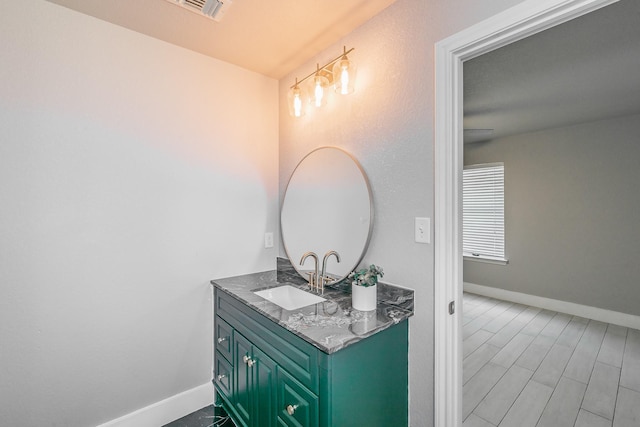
[165, 0, 234, 22]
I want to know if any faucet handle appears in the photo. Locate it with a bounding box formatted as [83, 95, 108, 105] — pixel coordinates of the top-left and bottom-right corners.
[321, 275, 335, 286]
[306, 271, 316, 287]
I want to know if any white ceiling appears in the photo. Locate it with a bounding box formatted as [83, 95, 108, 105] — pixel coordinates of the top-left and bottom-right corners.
[46, 0, 398, 79]
[463, 0, 640, 143]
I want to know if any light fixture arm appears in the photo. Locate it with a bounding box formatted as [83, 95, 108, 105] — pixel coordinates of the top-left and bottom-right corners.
[289, 47, 355, 89]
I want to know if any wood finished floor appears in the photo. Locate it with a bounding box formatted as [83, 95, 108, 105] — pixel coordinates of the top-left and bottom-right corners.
[463, 292, 640, 427]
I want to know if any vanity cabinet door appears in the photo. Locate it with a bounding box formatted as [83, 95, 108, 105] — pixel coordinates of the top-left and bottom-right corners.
[233, 333, 252, 426]
[276, 367, 319, 427]
[234, 331, 277, 427]
[252, 345, 277, 427]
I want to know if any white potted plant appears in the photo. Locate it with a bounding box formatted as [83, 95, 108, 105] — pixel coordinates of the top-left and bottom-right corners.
[348, 264, 383, 311]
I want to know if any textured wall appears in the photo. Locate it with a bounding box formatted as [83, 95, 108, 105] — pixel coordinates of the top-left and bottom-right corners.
[464, 113, 640, 316]
[278, 0, 526, 424]
[0, 1, 278, 426]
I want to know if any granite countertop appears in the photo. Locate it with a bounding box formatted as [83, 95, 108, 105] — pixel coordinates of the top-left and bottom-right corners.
[210, 259, 414, 354]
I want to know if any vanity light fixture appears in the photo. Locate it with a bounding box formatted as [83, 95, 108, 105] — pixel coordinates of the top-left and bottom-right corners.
[287, 78, 306, 117]
[287, 46, 356, 117]
[333, 46, 357, 95]
[310, 64, 330, 107]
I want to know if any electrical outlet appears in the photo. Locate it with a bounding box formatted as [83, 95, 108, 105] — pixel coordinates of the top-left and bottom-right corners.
[415, 217, 430, 244]
[264, 232, 274, 248]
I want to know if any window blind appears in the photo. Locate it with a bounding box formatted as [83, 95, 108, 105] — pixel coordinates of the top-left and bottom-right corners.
[463, 163, 505, 260]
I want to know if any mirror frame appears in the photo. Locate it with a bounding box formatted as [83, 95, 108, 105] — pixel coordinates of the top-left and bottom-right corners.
[280, 146, 374, 283]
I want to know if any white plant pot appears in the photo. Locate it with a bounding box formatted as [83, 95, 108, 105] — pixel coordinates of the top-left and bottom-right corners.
[352, 283, 377, 311]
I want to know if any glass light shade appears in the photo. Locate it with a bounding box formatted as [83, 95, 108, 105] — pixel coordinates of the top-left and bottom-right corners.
[309, 74, 330, 107]
[332, 55, 357, 95]
[287, 84, 307, 117]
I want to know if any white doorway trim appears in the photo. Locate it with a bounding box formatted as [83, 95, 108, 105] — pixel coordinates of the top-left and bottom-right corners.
[433, 0, 618, 425]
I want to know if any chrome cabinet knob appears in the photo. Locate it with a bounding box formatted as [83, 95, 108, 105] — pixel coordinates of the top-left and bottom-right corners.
[217, 336, 227, 344]
[242, 355, 256, 367]
[286, 404, 298, 416]
[216, 374, 226, 381]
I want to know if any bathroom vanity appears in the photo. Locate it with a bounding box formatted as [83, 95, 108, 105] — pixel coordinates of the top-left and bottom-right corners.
[211, 263, 413, 427]
[213, 146, 412, 426]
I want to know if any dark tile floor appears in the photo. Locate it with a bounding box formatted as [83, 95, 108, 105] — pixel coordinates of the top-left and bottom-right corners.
[163, 404, 236, 427]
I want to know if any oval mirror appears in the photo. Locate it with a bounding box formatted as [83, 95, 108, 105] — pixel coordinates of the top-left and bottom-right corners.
[281, 147, 373, 282]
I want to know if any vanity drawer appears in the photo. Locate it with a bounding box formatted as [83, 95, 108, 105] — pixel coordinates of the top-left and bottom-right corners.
[215, 289, 320, 393]
[215, 316, 233, 363]
[215, 352, 233, 400]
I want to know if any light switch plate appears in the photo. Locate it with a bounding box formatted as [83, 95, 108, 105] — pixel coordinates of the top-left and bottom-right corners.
[264, 232, 274, 248]
[415, 217, 430, 244]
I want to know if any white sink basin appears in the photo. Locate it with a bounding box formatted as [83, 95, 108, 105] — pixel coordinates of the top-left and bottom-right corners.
[254, 285, 325, 310]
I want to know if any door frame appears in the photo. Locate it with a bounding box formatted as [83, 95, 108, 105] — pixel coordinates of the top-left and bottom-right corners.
[433, 0, 618, 425]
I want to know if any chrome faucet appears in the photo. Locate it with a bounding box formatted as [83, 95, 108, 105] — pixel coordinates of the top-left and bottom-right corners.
[300, 251, 319, 292]
[320, 250, 341, 291]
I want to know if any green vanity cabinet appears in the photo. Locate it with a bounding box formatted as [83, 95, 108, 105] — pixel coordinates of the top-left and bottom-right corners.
[214, 288, 408, 427]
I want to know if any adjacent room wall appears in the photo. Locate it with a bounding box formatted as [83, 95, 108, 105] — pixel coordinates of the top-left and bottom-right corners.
[278, 0, 526, 424]
[0, 1, 278, 426]
[464, 113, 640, 316]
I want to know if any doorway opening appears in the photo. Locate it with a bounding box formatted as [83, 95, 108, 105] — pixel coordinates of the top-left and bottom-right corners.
[433, 0, 619, 425]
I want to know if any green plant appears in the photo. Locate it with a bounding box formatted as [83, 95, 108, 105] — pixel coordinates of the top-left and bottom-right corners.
[348, 264, 384, 287]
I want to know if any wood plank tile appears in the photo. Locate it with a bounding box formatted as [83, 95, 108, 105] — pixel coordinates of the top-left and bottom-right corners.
[465, 329, 495, 358]
[464, 315, 478, 325]
[463, 363, 507, 420]
[582, 362, 620, 420]
[597, 324, 628, 368]
[498, 380, 553, 427]
[513, 306, 542, 324]
[564, 321, 607, 384]
[574, 409, 611, 427]
[464, 343, 501, 384]
[473, 365, 533, 425]
[487, 319, 528, 348]
[463, 293, 481, 309]
[556, 316, 588, 348]
[536, 377, 586, 427]
[540, 312, 572, 339]
[613, 386, 640, 427]
[465, 314, 494, 339]
[515, 334, 555, 372]
[482, 304, 526, 333]
[465, 297, 502, 319]
[487, 301, 517, 317]
[604, 323, 627, 337]
[620, 328, 640, 393]
[464, 297, 487, 323]
[520, 309, 555, 337]
[462, 294, 636, 427]
[532, 343, 573, 388]
[463, 414, 496, 427]
[491, 333, 534, 369]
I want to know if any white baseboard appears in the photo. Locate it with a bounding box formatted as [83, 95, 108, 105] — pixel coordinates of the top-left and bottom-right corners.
[464, 282, 640, 330]
[97, 382, 214, 427]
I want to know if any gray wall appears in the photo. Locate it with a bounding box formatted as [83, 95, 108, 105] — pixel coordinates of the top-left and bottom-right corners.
[464, 113, 640, 316]
[278, 0, 526, 424]
[0, 2, 278, 426]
